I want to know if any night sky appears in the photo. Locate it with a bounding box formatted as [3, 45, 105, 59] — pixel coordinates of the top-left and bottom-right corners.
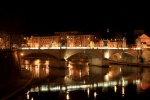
[0, 2, 150, 37]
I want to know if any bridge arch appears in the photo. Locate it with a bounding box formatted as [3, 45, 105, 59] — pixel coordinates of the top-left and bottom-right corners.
[109, 50, 139, 63]
[19, 49, 141, 67]
[19, 49, 140, 60]
[65, 50, 103, 60]
[22, 52, 58, 60]
[108, 49, 139, 57]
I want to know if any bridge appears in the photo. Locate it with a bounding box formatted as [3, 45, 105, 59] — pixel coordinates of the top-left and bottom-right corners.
[18, 47, 142, 67]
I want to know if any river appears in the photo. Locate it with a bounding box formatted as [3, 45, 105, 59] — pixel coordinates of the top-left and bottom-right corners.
[7, 59, 150, 100]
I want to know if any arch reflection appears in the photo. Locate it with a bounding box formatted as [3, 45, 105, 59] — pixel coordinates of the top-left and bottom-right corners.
[140, 68, 150, 90]
[108, 65, 137, 80]
[65, 64, 89, 82]
[22, 59, 50, 78]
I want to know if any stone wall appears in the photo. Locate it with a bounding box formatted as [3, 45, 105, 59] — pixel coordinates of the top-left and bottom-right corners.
[141, 48, 150, 63]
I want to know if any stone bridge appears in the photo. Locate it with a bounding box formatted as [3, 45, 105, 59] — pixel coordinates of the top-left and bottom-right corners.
[18, 48, 141, 66]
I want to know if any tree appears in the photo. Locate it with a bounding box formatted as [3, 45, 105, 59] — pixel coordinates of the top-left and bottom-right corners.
[0, 32, 10, 49]
[0, 32, 27, 49]
[11, 34, 27, 48]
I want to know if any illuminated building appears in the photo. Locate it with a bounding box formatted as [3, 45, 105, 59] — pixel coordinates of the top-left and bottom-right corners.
[67, 34, 94, 47]
[22, 31, 128, 49]
[25, 35, 60, 48]
[135, 33, 150, 48]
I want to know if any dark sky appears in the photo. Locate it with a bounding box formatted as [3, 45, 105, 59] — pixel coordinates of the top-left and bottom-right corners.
[0, 2, 150, 36]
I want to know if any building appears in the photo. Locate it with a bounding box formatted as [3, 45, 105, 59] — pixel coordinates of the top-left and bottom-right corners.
[135, 33, 150, 48]
[22, 31, 127, 49]
[26, 34, 94, 48]
[25, 35, 60, 49]
[99, 38, 125, 48]
[0, 29, 130, 49]
[67, 34, 94, 47]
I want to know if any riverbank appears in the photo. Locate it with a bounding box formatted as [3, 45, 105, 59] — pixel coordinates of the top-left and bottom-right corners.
[0, 69, 33, 100]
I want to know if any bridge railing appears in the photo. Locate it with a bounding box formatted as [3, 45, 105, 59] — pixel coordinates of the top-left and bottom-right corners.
[20, 47, 134, 50]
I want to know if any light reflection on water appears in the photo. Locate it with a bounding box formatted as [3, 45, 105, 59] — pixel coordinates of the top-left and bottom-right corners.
[12, 59, 150, 99]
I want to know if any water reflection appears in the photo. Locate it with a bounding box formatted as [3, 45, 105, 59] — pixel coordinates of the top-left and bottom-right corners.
[108, 65, 137, 80]
[23, 59, 50, 78]
[13, 58, 150, 99]
[140, 68, 150, 90]
[66, 64, 89, 82]
[24, 65, 50, 78]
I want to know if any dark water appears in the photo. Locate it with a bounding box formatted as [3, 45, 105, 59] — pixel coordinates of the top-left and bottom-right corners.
[8, 62, 150, 100]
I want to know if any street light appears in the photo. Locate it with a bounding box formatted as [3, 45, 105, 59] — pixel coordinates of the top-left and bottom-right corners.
[20, 52, 24, 56]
